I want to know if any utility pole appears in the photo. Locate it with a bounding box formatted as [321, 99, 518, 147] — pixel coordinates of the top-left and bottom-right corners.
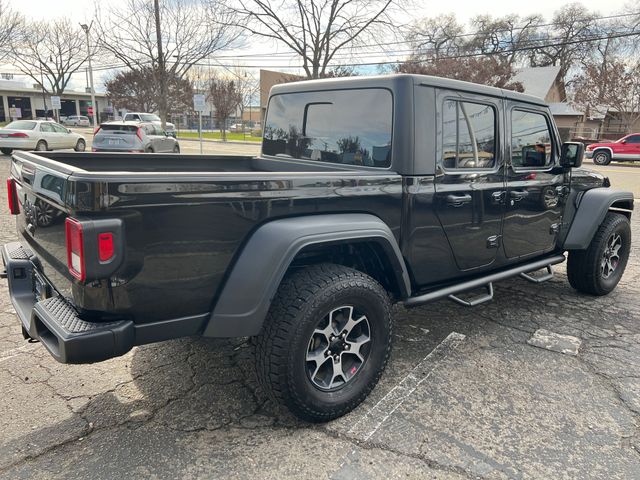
[39, 67, 47, 119]
[154, 0, 167, 129]
[80, 22, 97, 129]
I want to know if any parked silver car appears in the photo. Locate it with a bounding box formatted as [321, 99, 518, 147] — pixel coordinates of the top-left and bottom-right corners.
[63, 115, 91, 127]
[92, 122, 180, 153]
[0, 120, 86, 155]
[122, 112, 176, 137]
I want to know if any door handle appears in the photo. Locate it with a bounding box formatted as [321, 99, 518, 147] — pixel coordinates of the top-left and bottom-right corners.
[510, 190, 528, 201]
[491, 191, 506, 204]
[446, 194, 472, 207]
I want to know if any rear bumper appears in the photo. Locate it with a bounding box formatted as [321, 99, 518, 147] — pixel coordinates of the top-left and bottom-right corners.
[0, 139, 37, 149]
[2, 242, 135, 363]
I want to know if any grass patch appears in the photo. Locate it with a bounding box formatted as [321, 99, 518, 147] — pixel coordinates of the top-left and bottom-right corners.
[177, 131, 262, 142]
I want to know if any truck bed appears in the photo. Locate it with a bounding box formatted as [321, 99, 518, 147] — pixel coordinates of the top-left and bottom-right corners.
[9, 151, 404, 326]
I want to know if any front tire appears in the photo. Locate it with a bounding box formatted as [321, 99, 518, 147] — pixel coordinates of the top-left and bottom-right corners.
[1, 148, 12, 155]
[74, 139, 86, 152]
[567, 212, 631, 295]
[255, 264, 392, 422]
[173, 144, 180, 153]
[593, 150, 611, 166]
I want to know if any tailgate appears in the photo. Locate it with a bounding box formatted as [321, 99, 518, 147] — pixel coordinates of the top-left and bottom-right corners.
[9, 154, 75, 299]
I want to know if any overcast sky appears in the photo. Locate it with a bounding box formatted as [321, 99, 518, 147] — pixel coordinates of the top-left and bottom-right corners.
[1, 0, 631, 92]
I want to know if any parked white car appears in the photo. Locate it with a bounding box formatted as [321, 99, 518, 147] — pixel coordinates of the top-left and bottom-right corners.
[0, 120, 86, 155]
[63, 115, 91, 127]
[122, 112, 176, 137]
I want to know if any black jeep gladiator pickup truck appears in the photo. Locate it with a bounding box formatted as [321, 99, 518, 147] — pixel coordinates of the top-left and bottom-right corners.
[2, 74, 634, 421]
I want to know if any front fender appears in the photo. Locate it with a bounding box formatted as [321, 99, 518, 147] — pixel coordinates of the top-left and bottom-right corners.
[563, 188, 634, 250]
[203, 214, 411, 337]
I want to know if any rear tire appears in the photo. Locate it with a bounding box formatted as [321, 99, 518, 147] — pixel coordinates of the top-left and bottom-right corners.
[145, 147, 154, 153]
[1, 148, 12, 155]
[255, 264, 392, 422]
[74, 139, 86, 152]
[593, 150, 611, 166]
[567, 212, 631, 295]
[35, 140, 47, 151]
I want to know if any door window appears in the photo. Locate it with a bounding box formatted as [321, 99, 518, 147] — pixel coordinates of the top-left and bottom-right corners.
[39, 123, 53, 132]
[511, 110, 553, 168]
[441, 100, 496, 170]
[51, 124, 67, 133]
[625, 135, 640, 143]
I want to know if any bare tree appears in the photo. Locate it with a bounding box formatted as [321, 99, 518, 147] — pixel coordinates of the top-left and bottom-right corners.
[397, 56, 524, 91]
[106, 67, 194, 114]
[227, 0, 397, 79]
[96, 0, 244, 126]
[406, 14, 464, 60]
[528, 3, 598, 99]
[10, 18, 88, 96]
[466, 14, 542, 68]
[574, 60, 640, 135]
[0, 1, 22, 64]
[208, 76, 241, 140]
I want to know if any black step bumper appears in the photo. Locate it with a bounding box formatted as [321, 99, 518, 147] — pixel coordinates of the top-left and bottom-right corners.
[2, 242, 135, 363]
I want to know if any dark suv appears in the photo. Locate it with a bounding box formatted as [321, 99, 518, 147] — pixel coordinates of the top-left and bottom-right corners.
[2, 74, 633, 422]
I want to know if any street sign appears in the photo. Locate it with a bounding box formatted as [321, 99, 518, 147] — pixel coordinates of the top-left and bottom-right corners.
[193, 94, 206, 112]
[50, 96, 61, 110]
[9, 107, 21, 119]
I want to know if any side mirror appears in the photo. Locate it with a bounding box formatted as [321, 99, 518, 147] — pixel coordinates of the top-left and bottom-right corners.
[560, 142, 584, 168]
[621, 139, 627, 144]
[67, 128, 72, 133]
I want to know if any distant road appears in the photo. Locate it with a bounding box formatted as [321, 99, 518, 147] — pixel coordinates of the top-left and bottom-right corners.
[582, 159, 640, 198]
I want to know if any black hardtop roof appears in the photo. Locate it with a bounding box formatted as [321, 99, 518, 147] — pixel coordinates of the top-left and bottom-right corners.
[269, 73, 547, 107]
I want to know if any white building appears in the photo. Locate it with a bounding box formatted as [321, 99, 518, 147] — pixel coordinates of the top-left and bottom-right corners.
[0, 80, 111, 122]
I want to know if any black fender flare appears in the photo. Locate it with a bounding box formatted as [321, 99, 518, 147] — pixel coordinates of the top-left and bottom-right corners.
[563, 188, 634, 250]
[203, 213, 411, 337]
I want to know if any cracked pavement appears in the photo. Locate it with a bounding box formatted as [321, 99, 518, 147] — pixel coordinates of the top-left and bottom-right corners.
[1, 154, 640, 479]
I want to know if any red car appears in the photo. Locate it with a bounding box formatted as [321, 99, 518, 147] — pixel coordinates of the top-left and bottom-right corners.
[585, 133, 640, 165]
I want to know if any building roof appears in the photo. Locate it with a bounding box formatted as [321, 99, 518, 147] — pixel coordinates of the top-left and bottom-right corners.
[548, 102, 583, 116]
[0, 80, 106, 98]
[512, 66, 561, 100]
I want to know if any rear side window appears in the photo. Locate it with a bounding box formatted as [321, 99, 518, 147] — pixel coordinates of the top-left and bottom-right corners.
[263, 89, 393, 167]
[6, 120, 36, 130]
[441, 100, 496, 170]
[100, 124, 138, 133]
[511, 110, 553, 168]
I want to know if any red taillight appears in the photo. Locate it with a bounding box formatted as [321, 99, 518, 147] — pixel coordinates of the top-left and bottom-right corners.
[8, 132, 28, 138]
[93, 127, 101, 135]
[98, 233, 114, 262]
[6, 178, 19, 215]
[65, 218, 85, 281]
[136, 128, 143, 141]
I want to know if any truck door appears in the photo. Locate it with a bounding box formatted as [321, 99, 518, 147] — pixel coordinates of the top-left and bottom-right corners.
[433, 93, 506, 270]
[503, 105, 566, 258]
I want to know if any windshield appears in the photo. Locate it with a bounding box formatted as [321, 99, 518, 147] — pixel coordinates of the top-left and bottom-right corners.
[4, 120, 37, 130]
[140, 114, 160, 122]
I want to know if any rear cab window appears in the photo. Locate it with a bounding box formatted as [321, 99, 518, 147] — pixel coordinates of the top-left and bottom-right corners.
[263, 88, 393, 168]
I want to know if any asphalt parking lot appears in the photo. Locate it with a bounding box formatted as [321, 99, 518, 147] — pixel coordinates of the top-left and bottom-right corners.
[1, 151, 640, 479]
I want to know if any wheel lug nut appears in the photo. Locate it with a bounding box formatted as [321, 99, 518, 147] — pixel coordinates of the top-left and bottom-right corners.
[345, 344, 350, 349]
[326, 350, 332, 356]
[334, 355, 339, 361]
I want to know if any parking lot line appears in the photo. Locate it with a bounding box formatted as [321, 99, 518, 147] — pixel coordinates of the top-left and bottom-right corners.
[347, 331, 467, 442]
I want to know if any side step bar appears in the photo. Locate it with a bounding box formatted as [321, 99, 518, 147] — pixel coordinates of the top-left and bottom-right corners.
[403, 254, 565, 308]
